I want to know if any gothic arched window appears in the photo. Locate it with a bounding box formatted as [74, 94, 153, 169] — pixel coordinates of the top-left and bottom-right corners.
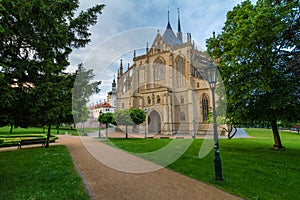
[147, 96, 151, 104]
[202, 95, 209, 122]
[180, 111, 186, 121]
[138, 65, 145, 83]
[180, 95, 184, 104]
[156, 95, 161, 104]
[154, 57, 165, 81]
[175, 56, 185, 87]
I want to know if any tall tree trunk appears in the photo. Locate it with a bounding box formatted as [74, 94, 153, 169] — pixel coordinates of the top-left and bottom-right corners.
[82, 123, 85, 135]
[126, 125, 128, 139]
[56, 124, 60, 134]
[106, 123, 108, 137]
[9, 124, 13, 134]
[46, 124, 51, 148]
[271, 119, 283, 149]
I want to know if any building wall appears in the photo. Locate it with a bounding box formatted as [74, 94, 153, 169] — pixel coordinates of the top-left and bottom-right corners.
[116, 32, 212, 135]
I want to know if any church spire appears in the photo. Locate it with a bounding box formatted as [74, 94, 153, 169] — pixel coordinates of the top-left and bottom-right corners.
[177, 8, 182, 42]
[112, 75, 116, 94]
[168, 7, 170, 23]
[162, 8, 182, 46]
[119, 59, 123, 75]
[166, 7, 172, 30]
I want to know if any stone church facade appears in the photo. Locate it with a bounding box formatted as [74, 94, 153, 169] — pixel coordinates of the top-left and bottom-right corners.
[116, 11, 212, 135]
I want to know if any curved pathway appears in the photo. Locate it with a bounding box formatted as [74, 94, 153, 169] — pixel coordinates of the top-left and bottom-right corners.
[56, 134, 242, 200]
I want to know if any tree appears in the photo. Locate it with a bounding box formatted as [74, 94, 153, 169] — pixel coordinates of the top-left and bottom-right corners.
[114, 108, 146, 139]
[0, 0, 104, 146]
[129, 108, 147, 126]
[72, 63, 101, 130]
[206, 0, 300, 149]
[98, 112, 115, 137]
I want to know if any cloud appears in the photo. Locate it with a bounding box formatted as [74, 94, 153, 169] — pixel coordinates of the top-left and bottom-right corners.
[71, 0, 249, 103]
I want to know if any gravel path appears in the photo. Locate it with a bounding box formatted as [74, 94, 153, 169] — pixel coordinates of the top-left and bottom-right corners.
[56, 134, 242, 200]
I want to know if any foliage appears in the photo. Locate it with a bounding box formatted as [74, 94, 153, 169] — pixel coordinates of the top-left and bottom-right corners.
[72, 63, 101, 124]
[98, 112, 115, 136]
[128, 108, 146, 125]
[0, 146, 89, 199]
[114, 109, 134, 127]
[114, 108, 146, 126]
[98, 112, 115, 125]
[114, 108, 146, 138]
[206, 0, 300, 148]
[0, 1, 104, 145]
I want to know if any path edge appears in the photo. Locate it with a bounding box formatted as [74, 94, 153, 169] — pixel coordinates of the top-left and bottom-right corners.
[66, 145, 95, 200]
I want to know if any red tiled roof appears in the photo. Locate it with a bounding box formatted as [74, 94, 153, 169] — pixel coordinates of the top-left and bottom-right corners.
[89, 102, 112, 109]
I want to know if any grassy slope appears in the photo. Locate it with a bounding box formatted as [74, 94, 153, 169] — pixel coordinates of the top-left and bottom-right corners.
[106, 129, 300, 200]
[0, 146, 89, 200]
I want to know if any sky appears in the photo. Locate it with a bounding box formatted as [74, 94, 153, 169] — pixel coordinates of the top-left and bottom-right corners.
[70, 0, 251, 104]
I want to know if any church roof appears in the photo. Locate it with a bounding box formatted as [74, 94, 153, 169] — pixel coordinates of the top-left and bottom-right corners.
[162, 21, 182, 46]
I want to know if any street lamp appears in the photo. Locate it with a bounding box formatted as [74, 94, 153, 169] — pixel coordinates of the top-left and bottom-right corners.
[193, 120, 196, 139]
[205, 60, 223, 181]
[98, 110, 102, 138]
[143, 107, 148, 138]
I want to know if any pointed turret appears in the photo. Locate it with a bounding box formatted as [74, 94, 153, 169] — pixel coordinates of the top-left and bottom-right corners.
[162, 9, 182, 46]
[177, 8, 182, 42]
[166, 8, 172, 29]
[112, 75, 116, 94]
[119, 59, 123, 75]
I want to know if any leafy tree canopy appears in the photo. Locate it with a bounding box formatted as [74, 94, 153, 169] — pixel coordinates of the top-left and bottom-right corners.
[206, 0, 299, 148]
[114, 108, 146, 138]
[72, 63, 101, 124]
[98, 112, 115, 125]
[0, 0, 104, 140]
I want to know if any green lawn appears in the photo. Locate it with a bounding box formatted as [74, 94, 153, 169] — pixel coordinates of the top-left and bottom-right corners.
[0, 126, 100, 141]
[0, 145, 89, 200]
[0, 126, 59, 147]
[106, 129, 300, 200]
[104, 138, 171, 153]
[0, 126, 73, 135]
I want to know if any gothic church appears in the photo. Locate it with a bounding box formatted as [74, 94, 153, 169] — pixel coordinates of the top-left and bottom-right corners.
[117, 10, 212, 135]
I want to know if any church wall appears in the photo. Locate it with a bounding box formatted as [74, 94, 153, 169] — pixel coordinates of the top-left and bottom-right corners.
[115, 16, 215, 135]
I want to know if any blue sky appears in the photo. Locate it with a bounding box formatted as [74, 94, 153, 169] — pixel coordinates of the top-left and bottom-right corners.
[70, 0, 251, 103]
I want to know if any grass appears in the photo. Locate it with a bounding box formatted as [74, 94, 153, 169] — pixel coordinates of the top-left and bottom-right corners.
[105, 128, 300, 200]
[0, 134, 58, 148]
[0, 145, 89, 200]
[0, 126, 63, 135]
[0, 126, 99, 136]
[0, 126, 60, 147]
[104, 138, 171, 153]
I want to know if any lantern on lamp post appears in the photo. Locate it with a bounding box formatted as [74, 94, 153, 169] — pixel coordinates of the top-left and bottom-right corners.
[205, 60, 223, 181]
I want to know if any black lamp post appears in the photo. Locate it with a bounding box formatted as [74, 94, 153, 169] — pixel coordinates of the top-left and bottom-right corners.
[144, 107, 148, 138]
[205, 60, 223, 181]
[98, 110, 102, 138]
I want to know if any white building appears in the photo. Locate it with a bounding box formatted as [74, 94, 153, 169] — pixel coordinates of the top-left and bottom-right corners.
[89, 78, 117, 119]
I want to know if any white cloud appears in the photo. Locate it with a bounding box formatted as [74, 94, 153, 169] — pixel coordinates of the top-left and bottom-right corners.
[71, 0, 251, 103]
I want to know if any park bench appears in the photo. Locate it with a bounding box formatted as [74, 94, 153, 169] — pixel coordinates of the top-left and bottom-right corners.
[18, 138, 46, 149]
[160, 136, 170, 139]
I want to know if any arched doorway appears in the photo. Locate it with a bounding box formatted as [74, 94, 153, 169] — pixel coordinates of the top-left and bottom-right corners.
[148, 110, 161, 134]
